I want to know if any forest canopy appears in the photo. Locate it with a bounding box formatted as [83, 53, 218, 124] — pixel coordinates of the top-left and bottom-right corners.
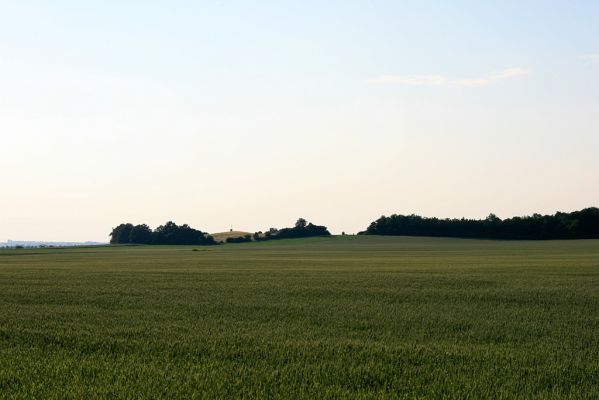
[361, 207, 599, 240]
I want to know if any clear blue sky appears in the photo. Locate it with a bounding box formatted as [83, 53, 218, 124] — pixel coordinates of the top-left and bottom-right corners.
[1, 1, 598, 241]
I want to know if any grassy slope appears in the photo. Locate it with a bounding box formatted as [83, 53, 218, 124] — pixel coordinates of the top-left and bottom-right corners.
[0, 236, 598, 399]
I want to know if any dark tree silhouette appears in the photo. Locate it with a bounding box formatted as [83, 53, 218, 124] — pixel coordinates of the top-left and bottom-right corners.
[110, 223, 134, 244]
[226, 234, 253, 243]
[253, 232, 264, 241]
[361, 208, 599, 240]
[110, 221, 215, 245]
[263, 218, 330, 240]
[227, 219, 331, 243]
[129, 224, 153, 244]
[295, 218, 307, 229]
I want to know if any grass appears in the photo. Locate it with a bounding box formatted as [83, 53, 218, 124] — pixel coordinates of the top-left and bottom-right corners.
[0, 235, 598, 399]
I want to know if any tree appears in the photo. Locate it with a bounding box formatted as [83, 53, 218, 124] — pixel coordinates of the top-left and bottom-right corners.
[265, 228, 278, 239]
[485, 213, 501, 223]
[305, 223, 330, 237]
[295, 218, 307, 229]
[153, 221, 180, 245]
[259, 219, 330, 240]
[110, 221, 216, 245]
[129, 224, 152, 244]
[110, 223, 134, 244]
[362, 208, 599, 240]
[226, 234, 252, 243]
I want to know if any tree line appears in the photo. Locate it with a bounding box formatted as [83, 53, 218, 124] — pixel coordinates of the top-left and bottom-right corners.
[110, 208, 599, 244]
[361, 207, 599, 240]
[110, 222, 216, 245]
[226, 218, 331, 243]
[110, 218, 331, 245]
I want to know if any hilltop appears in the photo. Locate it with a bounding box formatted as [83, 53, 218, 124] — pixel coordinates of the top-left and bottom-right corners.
[210, 231, 252, 243]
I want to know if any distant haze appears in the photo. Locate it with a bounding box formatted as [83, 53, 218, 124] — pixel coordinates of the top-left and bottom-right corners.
[1, 2, 598, 242]
[0, 240, 105, 248]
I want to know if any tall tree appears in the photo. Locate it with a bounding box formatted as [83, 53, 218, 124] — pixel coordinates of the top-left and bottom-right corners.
[109, 223, 134, 244]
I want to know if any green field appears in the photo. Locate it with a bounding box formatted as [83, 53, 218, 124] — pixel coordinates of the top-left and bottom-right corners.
[1, 236, 598, 399]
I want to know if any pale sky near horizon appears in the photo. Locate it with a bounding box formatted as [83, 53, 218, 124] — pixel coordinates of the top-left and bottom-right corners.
[1, 1, 598, 242]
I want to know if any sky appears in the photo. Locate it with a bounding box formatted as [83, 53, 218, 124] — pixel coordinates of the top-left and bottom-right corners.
[1, 1, 598, 242]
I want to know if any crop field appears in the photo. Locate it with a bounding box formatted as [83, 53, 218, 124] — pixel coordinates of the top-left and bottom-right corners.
[1, 236, 598, 399]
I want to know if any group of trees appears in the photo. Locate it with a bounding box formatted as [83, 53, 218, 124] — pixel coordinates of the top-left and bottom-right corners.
[110, 222, 216, 245]
[111, 218, 331, 246]
[262, 218, 331, 240]
[225, 218, 331, 243]
[361, 207, 599, 240]
[110, 208, 599, 245]
[225, 234, 253, 244]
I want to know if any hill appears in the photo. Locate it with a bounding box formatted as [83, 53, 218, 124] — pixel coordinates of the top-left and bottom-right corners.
[210, 230, 252, 243]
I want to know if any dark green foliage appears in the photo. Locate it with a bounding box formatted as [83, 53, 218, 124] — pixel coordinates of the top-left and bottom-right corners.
[109, 223, 134, 244]
[253, 232, 263, 241]
[226, 234, 253, 243]
[129, 224, 152, 244]
[295, 218, 307, 229]
[364, 207, 599, 240]
[110, 221, 216, 245]
[237, 220, 330, 244]
[264, 228, 278, 239]
[262, 218, 331, 241]
[1, 236, 599, 398]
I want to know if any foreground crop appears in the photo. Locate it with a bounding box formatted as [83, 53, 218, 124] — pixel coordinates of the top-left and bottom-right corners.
[1, 236, 598, 399]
